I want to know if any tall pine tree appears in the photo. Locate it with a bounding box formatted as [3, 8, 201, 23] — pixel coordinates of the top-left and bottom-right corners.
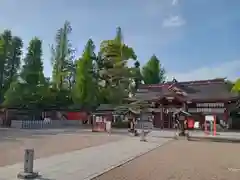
[0, 30, 12, 102]
[142, 55, 165, 84]
[4, 37, 46, 108]
[51, 21, 74, 90]
[72, 39, 98, 108]
[0, 30, 23, 103]
[4, 36, 23, 92]
[99, 27, 137, 104]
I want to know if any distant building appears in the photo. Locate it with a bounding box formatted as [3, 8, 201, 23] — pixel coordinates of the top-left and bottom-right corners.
[133, 78, 239, 129]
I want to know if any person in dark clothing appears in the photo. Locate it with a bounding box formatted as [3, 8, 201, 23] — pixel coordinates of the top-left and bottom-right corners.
[174, 112, 188, 136]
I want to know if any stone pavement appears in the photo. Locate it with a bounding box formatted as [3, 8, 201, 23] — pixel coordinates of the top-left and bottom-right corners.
[0, 136, 171, 180]
[149, 129, 240, 139]
[93, 140, 240, 180]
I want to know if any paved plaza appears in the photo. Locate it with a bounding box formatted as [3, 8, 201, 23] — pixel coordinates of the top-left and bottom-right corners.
[1, 129, 240, 179]
[0, 128, 123, 167]
[0, 134, 169, 180]
[94, 140, 240, 180]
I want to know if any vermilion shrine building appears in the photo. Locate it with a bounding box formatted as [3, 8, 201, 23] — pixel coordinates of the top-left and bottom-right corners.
[134, 78, 239, 129]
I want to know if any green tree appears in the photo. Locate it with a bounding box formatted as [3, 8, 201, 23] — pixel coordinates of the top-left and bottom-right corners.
[142, 55, 165, 84]
[4, 37, 46, 108]
[232, 78, 240, 93]
[128, 61, 142, 97]
[132, 60, 142, 90]
[51, 21, 75, 90]
[0, 30, 12, 102]
[0, 30, 23, 103]
[72, 39, 98, 108]
[99, 27, 137, 104]
[3, 80, 24, 107]
[21, 38, 45, 86]
[4, 36, 23, 91]
[0, 38, 5, 102]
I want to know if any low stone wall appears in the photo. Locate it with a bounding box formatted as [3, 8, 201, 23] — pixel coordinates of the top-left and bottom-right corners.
[11, 120, 84, 129]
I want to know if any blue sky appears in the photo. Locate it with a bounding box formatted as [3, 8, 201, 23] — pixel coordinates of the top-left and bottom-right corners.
[0, 0, 239, 81]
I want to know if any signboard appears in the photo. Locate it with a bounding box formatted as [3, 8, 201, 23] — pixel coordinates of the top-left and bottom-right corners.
[196, 103, 224, 108]
[194, 121, 200, 129]
[92, 115, 106, 132]
[205, 115, 214, 122]
[188, 102, 225, 113]
[95, 116, 103, 123]
[188, 108, 225, 113]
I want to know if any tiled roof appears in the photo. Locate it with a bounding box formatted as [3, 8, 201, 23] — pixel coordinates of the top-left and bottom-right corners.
[136, 79, 239, 102]
[183, 82, 239, 101]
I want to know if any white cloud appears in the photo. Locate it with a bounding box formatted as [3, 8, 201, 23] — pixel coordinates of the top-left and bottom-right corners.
[172, 0, 178, 6]
[162, 15, 185, 27]
[167, 60, 240, 81]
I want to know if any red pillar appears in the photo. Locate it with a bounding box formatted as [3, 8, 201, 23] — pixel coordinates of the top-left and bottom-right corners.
[213, 115, 217, 136]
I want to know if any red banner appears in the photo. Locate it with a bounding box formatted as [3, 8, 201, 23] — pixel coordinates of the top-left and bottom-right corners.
[187, 118, 194, 129]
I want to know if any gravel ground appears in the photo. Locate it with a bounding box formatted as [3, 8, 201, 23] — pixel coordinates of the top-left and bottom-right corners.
[0, 132, 122, 167]
[94, 140, 240, 180]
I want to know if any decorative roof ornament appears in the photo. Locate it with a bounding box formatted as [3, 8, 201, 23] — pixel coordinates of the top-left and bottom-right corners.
[172, 77, 178, 83]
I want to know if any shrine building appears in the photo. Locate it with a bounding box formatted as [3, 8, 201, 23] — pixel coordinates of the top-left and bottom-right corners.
[134, 78, 239, 129]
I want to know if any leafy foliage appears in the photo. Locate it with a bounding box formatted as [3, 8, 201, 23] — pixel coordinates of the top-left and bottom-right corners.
[4, 37, 46, 108]
[4, 36, 23, 91]
[0, 22, 237, 114]
[0, 24, 172, 110]
[72, 39, 98, 108]
[142, 55, 166, 84]
[232, 78, 240, 93]
[98, 27, 137, 104]
[51, 21, 75, 90]
[132, 61, 142, 91]
[0, 30, 23, 102]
